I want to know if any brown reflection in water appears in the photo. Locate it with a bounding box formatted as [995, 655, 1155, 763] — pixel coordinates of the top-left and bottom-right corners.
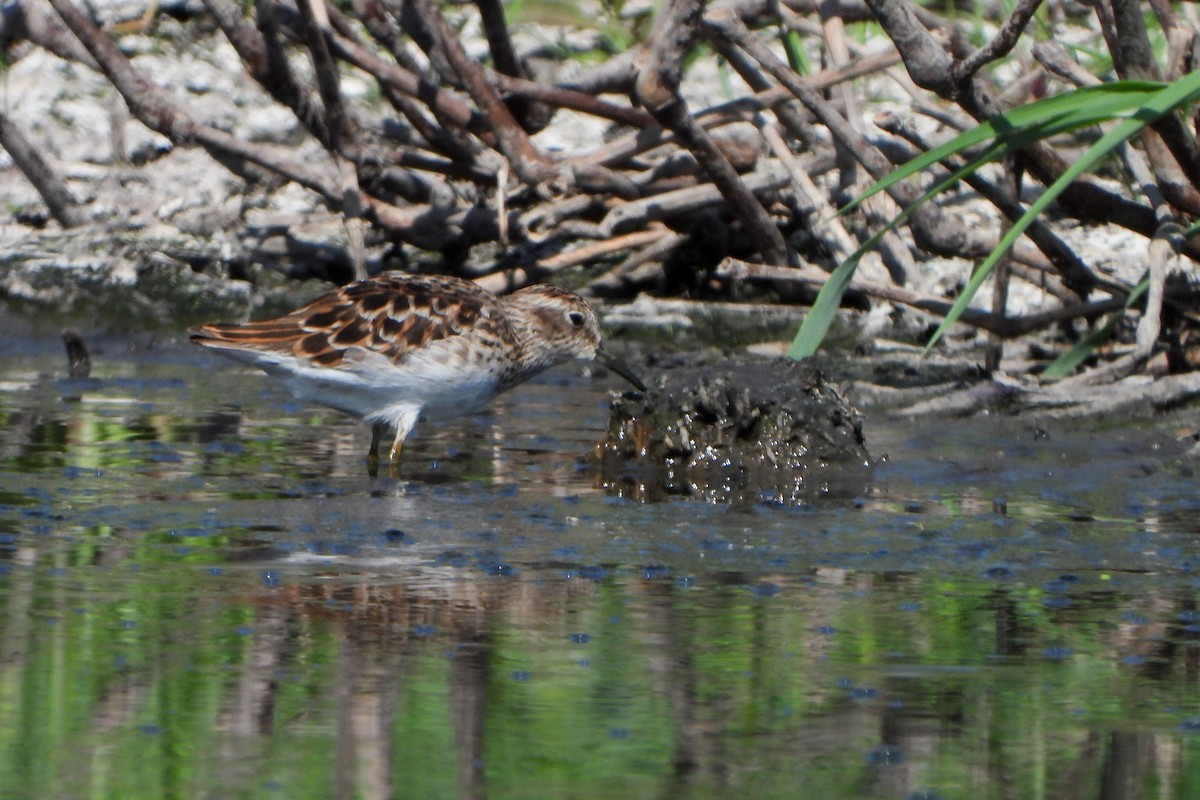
[239, 577, 561, 800]
[1096, 732, 1164, 800]
[450, 640, 488, 800]
[334, 620, 403, 800]
[4, 551, 1191, 798]
[224, 603, 290, 737]
[200, 564, 1200, 800]
[1048, 731, 1179, 800]
[1107, 591, 1200, 683]
[636, 580, 702, 784]
[989, 588, 1029, 658]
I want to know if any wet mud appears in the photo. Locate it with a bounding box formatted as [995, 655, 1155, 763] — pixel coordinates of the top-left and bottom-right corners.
[598, 355, 872, 503]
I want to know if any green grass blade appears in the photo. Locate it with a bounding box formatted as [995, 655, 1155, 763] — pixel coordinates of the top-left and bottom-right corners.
[788, 249, 869, 359]
[1040, 274, 1148, 380]
[790, 109, 1134, 361]
[923, 72, 1200, 354]
[841, 81, 1165, 216]
[1040, 315, 1123, 379]
[781, 29, 809, 75]
[788, 77, 1199, 362]
[790, 94, 1150, 360]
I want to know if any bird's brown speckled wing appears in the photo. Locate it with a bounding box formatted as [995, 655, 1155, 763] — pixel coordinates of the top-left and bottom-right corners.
[190, 273, 508, 368]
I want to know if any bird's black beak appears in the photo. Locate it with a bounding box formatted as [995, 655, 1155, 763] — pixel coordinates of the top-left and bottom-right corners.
[596, 344, 647, 392]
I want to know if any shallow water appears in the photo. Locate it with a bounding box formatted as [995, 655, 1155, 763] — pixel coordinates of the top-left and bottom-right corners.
[2, 334, 1200, 799]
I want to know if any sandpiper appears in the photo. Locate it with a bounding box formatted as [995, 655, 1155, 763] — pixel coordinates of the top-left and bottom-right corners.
[189, 272, 645, 462]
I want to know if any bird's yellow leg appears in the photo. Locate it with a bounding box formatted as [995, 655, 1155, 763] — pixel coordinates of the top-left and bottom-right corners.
[386, 408, 422, 463]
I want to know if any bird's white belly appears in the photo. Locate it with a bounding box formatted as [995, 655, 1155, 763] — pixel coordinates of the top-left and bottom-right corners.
[271, 351, 502, 423]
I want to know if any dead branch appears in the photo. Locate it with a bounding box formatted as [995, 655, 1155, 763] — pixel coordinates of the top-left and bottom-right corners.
[863, 0, 1164, 269]
[716, 257, 1129, 337]
[0, 111, 85, 228]
[703, 9, 997, 263]
[0, 0, 1191, 396]
[874, 110, 1093, 298]
[0, 0, 96, 65]
[952, 0, 1043, 82]
[48, 0, 342, 199]
[298, 0, 366, 279]
[637, 0, 790, 264]
[406, 0, 554, 185]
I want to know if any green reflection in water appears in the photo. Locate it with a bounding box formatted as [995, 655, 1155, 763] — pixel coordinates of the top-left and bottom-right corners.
[1, 344, 1200, 798]
[3, 538, 1200, 799]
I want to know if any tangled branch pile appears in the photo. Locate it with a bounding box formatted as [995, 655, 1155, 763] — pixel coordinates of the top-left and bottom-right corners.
[2, 0, 1199, 394]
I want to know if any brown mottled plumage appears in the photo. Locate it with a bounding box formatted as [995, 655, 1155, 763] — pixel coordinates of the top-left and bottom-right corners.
[189, 273, 645, 462]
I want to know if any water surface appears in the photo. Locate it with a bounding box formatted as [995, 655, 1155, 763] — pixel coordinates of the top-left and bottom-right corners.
[1, 334, 1199, 799]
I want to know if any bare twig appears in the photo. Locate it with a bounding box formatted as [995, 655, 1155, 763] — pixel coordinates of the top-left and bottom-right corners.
[704, 9, 996, 262]
[716, 257, 1129, 337]
[714, 34, 819, 151]
[48, 0, 342, 199]
[298, 0, 356, 147]
[821, 5, 913, 283]
[586, 228, 685, 294]
[637, 0, 790, 264]
[864, 0, 1164, 260]
[474, 0, 551, 132]
[1, 0, 97, 66]
[952, 0, 1044, 82]
[488, 72, 653, 129]
[578, 49, 898, 170]
[340, 2, 479, 160]
[1100, 0, 1200, 200]
[249, 0, 331, 146]
[1135, 224, 1183, 359]
[0, 111, 86, 228]
[316, 18, 487, 155]
[874, 110, 1094, 298]
[406, 0, 555, 184]
[600, 168, 791, 236]
[298, 0, 366, 280]
[758, 120, 857, 265]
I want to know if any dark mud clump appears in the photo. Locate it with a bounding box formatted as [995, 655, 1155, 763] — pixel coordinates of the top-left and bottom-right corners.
[597, 356, 872, 504]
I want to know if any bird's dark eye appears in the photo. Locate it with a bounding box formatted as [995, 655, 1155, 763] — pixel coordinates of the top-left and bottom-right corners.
[567, 311, 585, 328]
